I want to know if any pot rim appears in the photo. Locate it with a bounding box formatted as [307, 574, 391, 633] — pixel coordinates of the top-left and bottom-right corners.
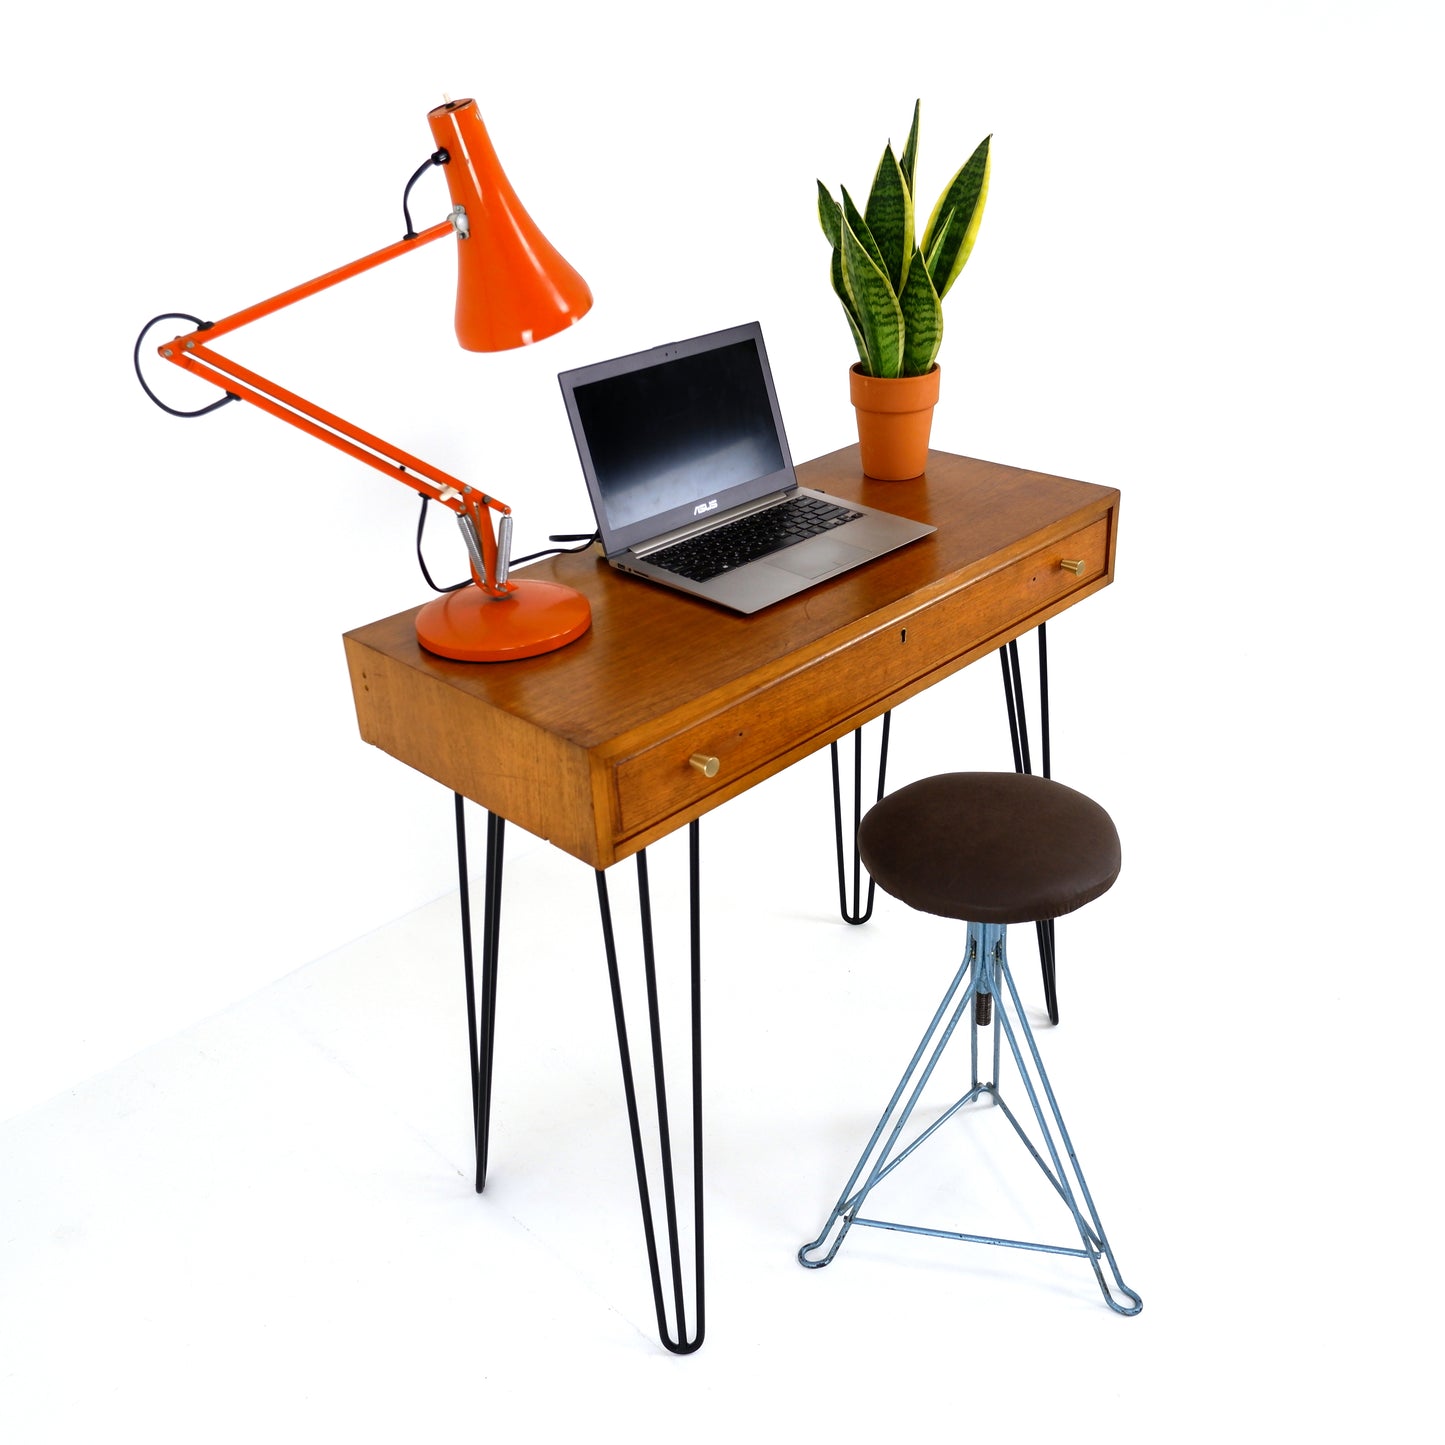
[849, 362, 941, 412]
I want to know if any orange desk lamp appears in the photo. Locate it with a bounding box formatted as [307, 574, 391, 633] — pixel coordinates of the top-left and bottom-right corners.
[138, 98, 594, 661]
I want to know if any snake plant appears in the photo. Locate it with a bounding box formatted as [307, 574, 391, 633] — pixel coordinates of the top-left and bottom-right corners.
[818, 103, 991, 378]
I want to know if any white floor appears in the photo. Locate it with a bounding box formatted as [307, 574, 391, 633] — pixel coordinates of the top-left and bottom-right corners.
[2, 693, 1433, 1441]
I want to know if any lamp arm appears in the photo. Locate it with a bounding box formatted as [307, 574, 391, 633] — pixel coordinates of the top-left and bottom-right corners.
[155, 217, 513, 597]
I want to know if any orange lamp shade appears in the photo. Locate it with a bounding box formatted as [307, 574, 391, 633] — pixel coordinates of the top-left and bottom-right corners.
[427, 98, 593, 352]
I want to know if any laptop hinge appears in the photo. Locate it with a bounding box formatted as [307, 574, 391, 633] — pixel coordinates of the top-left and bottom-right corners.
[629, 489, 794, 560]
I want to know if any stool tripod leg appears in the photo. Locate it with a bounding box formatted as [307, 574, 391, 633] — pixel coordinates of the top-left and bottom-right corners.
[991, 933, 1141, 1315]
[455, 795, 505, 1193]
[999, 630, 1060, 1024]
[800, 923, 1140, 1316]
[831, 712, 892, 924]
[799, 943, 982, 1269]
[595, 821, 705, 1355]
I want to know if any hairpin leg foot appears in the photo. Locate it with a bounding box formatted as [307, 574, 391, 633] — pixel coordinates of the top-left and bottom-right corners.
[596, 820, 705, 1354]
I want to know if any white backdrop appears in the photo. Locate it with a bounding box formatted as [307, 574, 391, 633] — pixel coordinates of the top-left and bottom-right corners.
[3, 0, 1439, 1270]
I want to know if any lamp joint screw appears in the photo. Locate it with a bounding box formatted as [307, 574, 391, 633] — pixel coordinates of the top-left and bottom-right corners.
[185, 340, 195, 349]
[161, 348, 173, 357]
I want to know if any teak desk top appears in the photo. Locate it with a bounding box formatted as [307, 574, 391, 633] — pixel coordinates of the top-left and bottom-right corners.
[343, 446, 1119, 870]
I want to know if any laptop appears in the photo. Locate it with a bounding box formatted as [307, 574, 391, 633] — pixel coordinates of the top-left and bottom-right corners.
[557, 321, 935, 613]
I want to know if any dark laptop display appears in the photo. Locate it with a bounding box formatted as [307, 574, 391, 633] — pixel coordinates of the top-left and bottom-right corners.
[566, 333, 788, 546]
[559, 322, 933, 613]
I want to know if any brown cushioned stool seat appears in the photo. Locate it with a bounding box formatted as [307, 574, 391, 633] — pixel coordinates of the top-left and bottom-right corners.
[858, 771, 1121, 925]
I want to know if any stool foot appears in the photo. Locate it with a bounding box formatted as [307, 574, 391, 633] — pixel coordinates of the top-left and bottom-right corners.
[799, 920, 1140, 1316]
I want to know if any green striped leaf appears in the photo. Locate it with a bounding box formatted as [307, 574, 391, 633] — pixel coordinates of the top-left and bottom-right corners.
[898, 245, 943, 376]
[921, 134, 991, 299]
[831, 245, 871, 370]
[841, 208, 903, 378]
[817, 180, 842, 249]
[844, 311, 872, 372]
[899, 100, 920, 198]
[821, 183, 870, 368]
[923, 208, 953, 289]
[864, 143, 912, 295]
[840, 186, 888, 281]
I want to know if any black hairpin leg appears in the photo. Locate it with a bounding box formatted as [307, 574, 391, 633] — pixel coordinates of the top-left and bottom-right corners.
[455, 793, 505, 1192]
[831, 711, 892, 924]
[595, 820, 705, 1355]
[999, 626, 1059, 1024]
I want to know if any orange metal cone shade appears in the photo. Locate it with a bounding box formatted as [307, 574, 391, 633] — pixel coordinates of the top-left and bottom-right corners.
[427, 99, 593, 351]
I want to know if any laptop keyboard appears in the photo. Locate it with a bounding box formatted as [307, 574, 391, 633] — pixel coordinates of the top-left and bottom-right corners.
[646, 495, 862, 583]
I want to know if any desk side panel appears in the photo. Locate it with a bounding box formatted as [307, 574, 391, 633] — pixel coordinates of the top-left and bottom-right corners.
[343, 632, 600, 865]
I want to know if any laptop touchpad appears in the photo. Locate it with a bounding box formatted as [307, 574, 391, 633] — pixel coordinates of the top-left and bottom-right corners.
[771, 535, 870, 579]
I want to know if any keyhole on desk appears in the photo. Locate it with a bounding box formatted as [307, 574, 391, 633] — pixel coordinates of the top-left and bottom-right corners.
[900, 628, 908, 643]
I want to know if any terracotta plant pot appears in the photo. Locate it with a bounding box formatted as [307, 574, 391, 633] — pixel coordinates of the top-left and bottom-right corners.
[849, 364, 941, 480]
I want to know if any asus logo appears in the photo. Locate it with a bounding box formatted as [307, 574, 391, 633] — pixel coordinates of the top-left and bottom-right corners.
[693, 498, 718, 516]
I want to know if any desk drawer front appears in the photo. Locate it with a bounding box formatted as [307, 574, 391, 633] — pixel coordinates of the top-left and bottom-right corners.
[611, 516, 1109, 840]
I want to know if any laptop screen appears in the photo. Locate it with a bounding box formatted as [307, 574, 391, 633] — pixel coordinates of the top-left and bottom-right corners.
[559, 322, 796, 556]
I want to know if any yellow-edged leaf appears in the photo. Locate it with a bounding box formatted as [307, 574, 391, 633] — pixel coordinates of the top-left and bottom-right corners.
[841, 210, 903, 378]
[921, 135, 991, 299]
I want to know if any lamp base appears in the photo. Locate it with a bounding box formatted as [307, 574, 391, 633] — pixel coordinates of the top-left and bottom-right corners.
[415, 579, 591, 662]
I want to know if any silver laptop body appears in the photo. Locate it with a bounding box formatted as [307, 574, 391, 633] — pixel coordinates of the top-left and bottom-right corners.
[558, 322, 934, 614]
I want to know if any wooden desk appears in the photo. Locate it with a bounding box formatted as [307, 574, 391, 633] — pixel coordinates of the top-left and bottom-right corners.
[341, 444, 1119, 1353]
[344, 446, 1118, 868]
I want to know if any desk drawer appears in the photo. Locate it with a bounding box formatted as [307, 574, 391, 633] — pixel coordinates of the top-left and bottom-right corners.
[611, 515, 1109, 840]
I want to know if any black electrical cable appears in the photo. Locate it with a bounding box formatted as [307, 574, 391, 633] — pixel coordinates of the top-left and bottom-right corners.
[402, 148, 450, 239]
[509, 533, 599, 566]
[133, 314, 239, 418]
[416, 492, 471, 593]
[415, 493, 597, 593]
[140, 149, 448, 420]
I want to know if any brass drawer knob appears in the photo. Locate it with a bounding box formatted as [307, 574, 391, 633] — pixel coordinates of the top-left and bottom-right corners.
[689, 753, 720, 779]
[1059, 558, 1086, 576]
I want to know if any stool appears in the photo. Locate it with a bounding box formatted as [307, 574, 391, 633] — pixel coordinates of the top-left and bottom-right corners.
[798, 771, 1141, 1315]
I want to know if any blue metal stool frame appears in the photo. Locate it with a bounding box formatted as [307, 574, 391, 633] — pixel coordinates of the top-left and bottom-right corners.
[799, 919, 1141, 1315]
